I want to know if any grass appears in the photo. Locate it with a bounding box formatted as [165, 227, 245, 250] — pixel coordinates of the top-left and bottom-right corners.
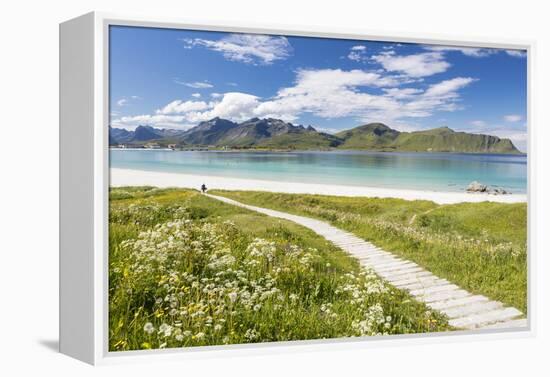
[210, 190, 528, 313]
[109, 187, 450, 352]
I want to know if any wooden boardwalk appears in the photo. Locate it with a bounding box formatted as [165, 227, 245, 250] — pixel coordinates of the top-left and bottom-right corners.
[207, 194, 527, 331]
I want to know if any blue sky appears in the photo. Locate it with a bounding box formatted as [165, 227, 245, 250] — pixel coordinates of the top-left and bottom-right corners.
[110, 25, 527, 151]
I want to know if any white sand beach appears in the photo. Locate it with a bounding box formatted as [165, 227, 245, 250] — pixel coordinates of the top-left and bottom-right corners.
[110, 168, 527, 205]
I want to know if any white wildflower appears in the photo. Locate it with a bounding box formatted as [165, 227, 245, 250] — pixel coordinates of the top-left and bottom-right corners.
[159, 323, 173, 337]
[143, 322, 155, 335]
[228, 291, 238, 303]
[195, 332, 205, 340]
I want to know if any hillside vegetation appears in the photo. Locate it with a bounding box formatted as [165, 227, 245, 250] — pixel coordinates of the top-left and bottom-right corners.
[336, 124, 519, 153]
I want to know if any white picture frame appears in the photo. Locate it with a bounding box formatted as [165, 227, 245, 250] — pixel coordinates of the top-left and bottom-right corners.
[59, 11, 536, 365]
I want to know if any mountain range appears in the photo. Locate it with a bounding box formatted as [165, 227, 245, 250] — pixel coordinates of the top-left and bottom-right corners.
[109, 117, 521, 154]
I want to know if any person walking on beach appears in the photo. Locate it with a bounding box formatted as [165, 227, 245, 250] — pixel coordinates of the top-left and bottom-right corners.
[201, 183, 207, 194]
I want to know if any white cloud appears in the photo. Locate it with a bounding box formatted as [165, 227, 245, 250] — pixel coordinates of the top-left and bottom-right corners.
[117, 96, 142, 107]
[470, 120, 486, 127]
[384, 77, 475, 120]
[426, 45, 526, 59]
[250, 70, 471, 122]
[191, 93, 201, 98]
[372, 51, 450, 77]
[183, 34, 291, 65]
[423, 77, 476, 97]
[149, 93, 261, 123]
[113, 69, 476, 131]
[194, 92, 261, 122]
[315, 127, 344, 134]
[425, 45, 496, 57]
[382, 87, 423, 99]
[175, 80, 214, 89]
[156, 100, 210, 115]
[111, 114, 196, 130]
[253, 69, 404, 120]
[505, 50, 527, 58]
[504, 114, 522, 122]
[348, 45, 368, 62]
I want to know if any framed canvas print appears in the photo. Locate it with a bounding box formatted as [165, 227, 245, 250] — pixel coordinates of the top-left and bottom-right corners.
[60, 12, 534, 365]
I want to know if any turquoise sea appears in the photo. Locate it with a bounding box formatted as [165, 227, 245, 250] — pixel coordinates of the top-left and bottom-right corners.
[110, 150, 527, 194]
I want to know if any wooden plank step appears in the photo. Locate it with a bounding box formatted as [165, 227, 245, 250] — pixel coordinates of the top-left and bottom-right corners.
[391, 275, 447, 287]
[386, 271, 433, 282]
[374, 262, 418, 273]
[481, 318, 528, 330]
[418, 289, 471, 303]
[428, 295, 489, 311]
[351, 248, 386, 254]
[349, 249, 386, 257]
[362, 254, 401, 263]
[409, 284, 460, 297]
[379, 267, 424, 279]
[359, 258, 396, 266]
[449, 307, 523, 329]
[398, 278, 450, 291]
[359, 259, 398, 270]
[442, 301, 503, 319]
[369, 259, 405, 268]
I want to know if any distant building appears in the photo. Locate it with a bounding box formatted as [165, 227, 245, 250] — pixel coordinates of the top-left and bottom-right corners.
[167, 144, 177, 150]
[117, 144, 127, 149]
[144, 142, 161, 149]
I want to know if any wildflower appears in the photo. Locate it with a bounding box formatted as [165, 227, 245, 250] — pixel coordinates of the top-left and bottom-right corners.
[244, 328, 259, 341]
[143, 322, 155, 335]
[195, 332, 205, 340]
[228, 291, 238, 303]
[159, 323, 173, 337]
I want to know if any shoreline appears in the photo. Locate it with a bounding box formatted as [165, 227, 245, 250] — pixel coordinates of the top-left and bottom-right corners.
[110, 147, 527, 156]
[110, 168, 527, 205]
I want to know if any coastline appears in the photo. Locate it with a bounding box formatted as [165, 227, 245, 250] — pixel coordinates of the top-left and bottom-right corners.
[110, 168, 526, 205]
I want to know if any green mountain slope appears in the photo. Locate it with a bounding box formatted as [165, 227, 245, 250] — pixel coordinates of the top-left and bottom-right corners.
[336, 123, 400, 149]
[256, 131, 342, 149]
[337, 124, 521, 154]
[391, 127, 519, 153]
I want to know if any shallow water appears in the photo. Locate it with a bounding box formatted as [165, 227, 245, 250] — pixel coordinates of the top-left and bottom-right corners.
[109, 150, 527, 194]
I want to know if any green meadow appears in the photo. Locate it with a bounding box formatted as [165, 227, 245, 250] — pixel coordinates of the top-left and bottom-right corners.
[109, 187, 450, 351]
